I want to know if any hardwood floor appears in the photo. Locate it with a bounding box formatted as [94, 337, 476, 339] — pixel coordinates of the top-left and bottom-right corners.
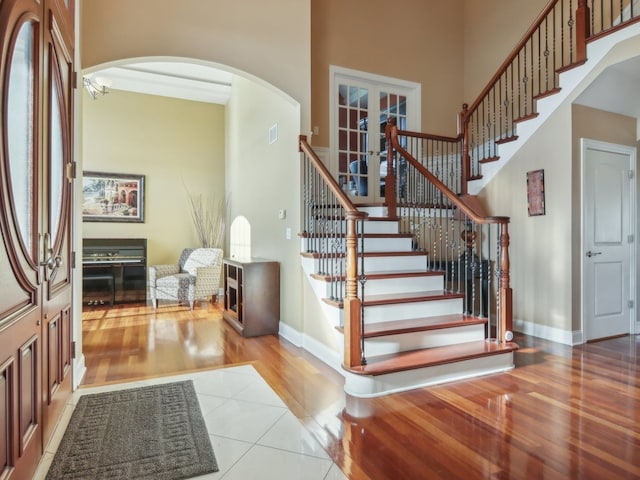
[81, 302, 640, 479]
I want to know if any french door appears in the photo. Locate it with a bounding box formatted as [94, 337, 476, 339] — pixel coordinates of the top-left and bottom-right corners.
[0, 0, 75, 478]
[331, 67, 420, 203]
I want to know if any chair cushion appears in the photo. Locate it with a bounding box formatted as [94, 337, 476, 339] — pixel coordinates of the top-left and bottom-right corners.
[182, 248, 220, 276]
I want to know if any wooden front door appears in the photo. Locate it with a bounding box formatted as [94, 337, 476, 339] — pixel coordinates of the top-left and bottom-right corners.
[0, 0, 74, 478]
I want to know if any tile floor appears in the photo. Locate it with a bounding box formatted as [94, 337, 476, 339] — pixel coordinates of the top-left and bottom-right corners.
[34, 365, 348, 480]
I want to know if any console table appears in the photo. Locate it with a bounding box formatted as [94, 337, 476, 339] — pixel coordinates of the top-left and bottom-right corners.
[222, 258, 280, 337]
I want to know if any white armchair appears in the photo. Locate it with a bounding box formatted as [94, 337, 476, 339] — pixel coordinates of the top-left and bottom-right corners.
[149, 248, 223, 310]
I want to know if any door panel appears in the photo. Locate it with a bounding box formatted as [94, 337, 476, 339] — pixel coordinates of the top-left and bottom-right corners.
[0, 0, 75, 477]
[18, 337, 38, 454]
[583, 140, 635, 341]
[333, 70, 417, 203]
[41, 0, 74, 448]
[0, 359, 14, 478]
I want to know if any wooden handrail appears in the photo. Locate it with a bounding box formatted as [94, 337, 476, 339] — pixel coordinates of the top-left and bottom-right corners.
[299, 135, 360, 214]
[299, 135, 366, 368]
[465, 0, 562, 117]
[387, 121, 508, 225]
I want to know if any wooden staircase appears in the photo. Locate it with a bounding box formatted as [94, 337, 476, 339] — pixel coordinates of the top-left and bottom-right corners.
[301, 205, 517, 398]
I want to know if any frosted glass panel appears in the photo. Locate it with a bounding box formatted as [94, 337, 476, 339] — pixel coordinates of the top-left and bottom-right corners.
[50, 77, 64, 243]
[7, 21, 35, 253]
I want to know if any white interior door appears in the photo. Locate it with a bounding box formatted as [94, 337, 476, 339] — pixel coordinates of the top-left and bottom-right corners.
[331, 67, 420, 203]
[582, 139, 636, 341]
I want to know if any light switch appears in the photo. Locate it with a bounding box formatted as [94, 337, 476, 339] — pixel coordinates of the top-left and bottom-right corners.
[278, 209, 286, 220]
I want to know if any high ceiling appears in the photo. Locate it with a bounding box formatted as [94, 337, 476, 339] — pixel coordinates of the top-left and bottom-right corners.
[87, 55, 640, 120]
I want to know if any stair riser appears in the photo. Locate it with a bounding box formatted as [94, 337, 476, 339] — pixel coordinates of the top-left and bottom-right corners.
[359, 298, 463, 324]
[343, 351, 515, 398]
[301, 236, 413, 253]
[301, 254, 429, 274]
[362, 324, 485, 356]
[361, 276, 443, 295]
[308, 218, 399, 234]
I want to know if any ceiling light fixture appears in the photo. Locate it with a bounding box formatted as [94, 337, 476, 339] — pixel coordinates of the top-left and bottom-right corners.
[83, 76, 111, 99]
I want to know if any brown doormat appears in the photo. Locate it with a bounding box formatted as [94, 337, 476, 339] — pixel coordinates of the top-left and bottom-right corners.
[46, 380, 218, 480]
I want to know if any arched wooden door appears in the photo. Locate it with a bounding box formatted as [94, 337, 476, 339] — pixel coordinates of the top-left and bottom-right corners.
[0, 0, 74, 478]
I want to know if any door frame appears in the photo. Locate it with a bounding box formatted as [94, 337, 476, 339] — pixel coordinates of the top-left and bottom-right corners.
[329, 65, 421, 201]
[580, 138, 637, 340]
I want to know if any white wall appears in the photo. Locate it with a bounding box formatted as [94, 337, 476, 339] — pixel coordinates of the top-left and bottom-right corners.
[225, 76, 302, 332]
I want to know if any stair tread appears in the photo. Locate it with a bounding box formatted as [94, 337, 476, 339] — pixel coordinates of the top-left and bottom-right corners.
[345, 340, 518, 376]
[362, 314, 486, 337]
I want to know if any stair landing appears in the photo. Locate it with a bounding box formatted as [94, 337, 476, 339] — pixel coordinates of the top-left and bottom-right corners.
[343, 340, 517, 398]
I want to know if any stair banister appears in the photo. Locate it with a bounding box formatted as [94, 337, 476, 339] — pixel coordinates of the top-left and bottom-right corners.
[299, 135, 367, 368]
[386, 121, 514, 343]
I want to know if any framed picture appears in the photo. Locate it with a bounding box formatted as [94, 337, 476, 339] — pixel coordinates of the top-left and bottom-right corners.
[82, 171, 145, 223]
[526, 169, 545, 216]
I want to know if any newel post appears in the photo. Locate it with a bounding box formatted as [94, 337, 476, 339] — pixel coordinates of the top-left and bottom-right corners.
[576, 0, 591, 64]
[499, 223, 513, 343]
[385, 118, 398, 220]
[458, 104, 470, 196]
[343, 211, 364, 368]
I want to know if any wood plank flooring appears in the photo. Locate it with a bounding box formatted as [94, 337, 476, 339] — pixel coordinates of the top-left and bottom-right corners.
[81, 302, 640, 480]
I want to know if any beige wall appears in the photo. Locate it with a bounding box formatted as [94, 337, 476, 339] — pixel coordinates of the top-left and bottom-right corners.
[80, 0, 311, 132]
[82, 90, 225, 267]
[462, 0, 549, 101]
[311, 0, 465, 144]
[481, 103, 573, 337]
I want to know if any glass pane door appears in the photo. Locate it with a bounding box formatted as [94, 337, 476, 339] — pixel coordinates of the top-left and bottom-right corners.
[333, 70, 417, 203]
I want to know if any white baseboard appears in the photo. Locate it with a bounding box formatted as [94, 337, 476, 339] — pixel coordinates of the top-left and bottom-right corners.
[73, 354, 87, 390]
[278, 322, 343, 374]
[514, 318, 582, 345]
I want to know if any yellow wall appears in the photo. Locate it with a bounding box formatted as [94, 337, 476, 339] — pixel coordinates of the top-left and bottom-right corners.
[82, 90, 225, 267]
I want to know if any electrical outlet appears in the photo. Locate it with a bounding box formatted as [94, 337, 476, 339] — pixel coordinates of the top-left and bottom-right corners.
[285, 227, 292, 240]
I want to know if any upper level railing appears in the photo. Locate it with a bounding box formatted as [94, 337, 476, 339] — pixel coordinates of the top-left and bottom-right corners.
[460, 0, 640, 187]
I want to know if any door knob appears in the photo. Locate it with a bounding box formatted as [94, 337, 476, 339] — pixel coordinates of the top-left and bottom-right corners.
[586, 251, 602, 257]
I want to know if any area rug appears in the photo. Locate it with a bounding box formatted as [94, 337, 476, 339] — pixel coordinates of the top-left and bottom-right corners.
[46, 380, 218, 480]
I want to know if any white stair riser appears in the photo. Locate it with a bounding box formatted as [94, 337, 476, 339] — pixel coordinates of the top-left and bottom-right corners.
[361, 221, 399, 234]
[362, 255, 428, 272]
[301, 253, 429, 274]
[301, 236, 413, 253]
[362, 297, 463, 323]
[307, 218, 399, 235]
[358, 206, 388, 217]
[363, 324, 485, 356]
[361, 275, 443, 295]
[344, 352, 514, 398]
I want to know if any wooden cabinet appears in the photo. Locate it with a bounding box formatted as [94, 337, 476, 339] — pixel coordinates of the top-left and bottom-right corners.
[223, 258, 280, 337]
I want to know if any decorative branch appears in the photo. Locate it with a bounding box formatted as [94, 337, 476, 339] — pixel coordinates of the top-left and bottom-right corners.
[184, 188, 228, 249]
